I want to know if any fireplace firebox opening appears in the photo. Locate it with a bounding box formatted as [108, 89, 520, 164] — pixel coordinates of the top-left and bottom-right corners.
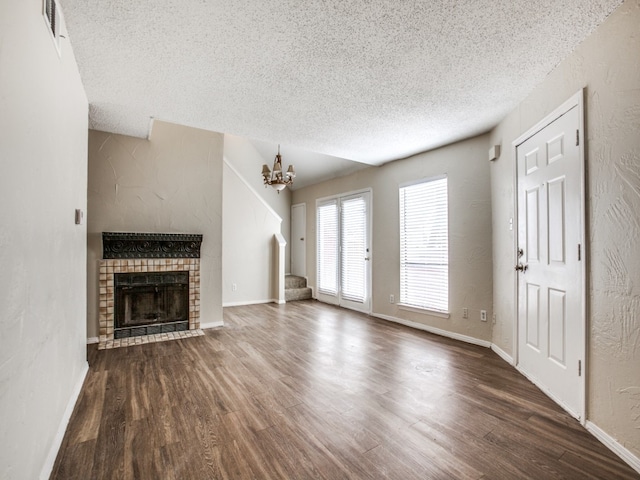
[114, 271, 190, 338]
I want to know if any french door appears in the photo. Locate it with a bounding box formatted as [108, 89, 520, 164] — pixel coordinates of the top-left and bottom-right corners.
[317, 191, 371, 313]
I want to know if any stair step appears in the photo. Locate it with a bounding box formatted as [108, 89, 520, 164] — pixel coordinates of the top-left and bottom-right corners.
[285, 275, 307, 289]
[285, 287, 312, 302]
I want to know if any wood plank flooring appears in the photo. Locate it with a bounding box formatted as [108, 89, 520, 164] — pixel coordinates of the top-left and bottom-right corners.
[51, 301, 639, 479]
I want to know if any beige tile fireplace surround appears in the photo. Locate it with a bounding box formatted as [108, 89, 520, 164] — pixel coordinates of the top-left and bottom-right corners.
[98, 258, 202, 349]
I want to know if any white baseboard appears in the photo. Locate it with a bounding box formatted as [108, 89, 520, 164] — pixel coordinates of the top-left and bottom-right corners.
[200, 320, 224, 330]
[86, 336, 99, 345]
[40, 361, 89, 480]
[371, 312, 492, 348]
[586, 421, 640, 474]
[490, 343, 514, 365]
[223, 299, 275, 307]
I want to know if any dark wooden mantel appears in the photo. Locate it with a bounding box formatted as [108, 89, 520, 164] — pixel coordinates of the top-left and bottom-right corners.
[102, 232, 203, 259]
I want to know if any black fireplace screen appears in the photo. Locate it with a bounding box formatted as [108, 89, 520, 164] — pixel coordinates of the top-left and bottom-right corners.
[114, 272, 189, 338]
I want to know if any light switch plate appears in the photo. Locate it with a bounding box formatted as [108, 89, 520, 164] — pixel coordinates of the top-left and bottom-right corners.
[75, 209, 84, 225]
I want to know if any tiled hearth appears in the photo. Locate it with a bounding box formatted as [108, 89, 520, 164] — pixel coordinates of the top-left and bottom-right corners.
[99, 258, 201, 349]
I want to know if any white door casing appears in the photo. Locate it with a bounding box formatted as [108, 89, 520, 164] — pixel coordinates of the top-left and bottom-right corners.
[291, 203, 306, 277]
[514, 90, 586, 421]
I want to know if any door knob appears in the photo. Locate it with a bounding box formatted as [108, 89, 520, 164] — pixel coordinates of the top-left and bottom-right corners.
[515, 263, 528, 272]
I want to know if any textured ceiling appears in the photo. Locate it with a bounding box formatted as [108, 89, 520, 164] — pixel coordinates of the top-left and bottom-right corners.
[61, 0, 622, 168]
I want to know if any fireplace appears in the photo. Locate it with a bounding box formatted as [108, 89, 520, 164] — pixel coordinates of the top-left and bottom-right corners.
[98, 232, 203, 349]
[114, 271, 189, 338]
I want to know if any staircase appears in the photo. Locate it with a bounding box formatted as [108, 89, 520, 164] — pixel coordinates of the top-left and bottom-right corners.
[285, 275, 312, 302]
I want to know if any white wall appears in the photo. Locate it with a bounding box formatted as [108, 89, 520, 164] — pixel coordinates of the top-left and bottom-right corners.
[292, 134, 493, 343]
[222, 134, 293, 306]
[223, 160, 283, 305]
[87, 121, 224, 338]
[0, 1, 89, 478]
[490, 0, 640, 462]
[223, 134, 292, 272]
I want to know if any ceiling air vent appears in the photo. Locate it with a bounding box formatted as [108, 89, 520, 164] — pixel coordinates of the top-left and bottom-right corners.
[44, 0, 61, 54]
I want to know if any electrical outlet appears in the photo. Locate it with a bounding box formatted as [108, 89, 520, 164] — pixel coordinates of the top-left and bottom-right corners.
[389, 294, 395, 304]
[232, 283, 237, 292]
[463, 308, 468, 319]
[492, 313, 496, 324]
[480, 310, 487, 322]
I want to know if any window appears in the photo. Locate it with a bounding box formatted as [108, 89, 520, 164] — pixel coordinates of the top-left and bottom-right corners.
[399, 176, 448, 312]
[317, 200, 338, 295]
[340, 195, 367, 303]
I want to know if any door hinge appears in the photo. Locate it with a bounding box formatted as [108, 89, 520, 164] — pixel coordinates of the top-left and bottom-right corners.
[576, 130, 580, 146]
[578, 244, 581, 261]
[578, 360, 582, 377]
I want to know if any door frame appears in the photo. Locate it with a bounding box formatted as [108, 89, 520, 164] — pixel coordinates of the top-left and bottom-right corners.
[291, 203, 306, 278]
[315, 188, 373, 314]
[511, 89, 587, 423]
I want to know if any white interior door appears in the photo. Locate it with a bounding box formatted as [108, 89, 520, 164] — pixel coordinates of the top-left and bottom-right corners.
[317, 191, 371, 313]
[516, 100, 584, 420]
[291, 203, 306, 277]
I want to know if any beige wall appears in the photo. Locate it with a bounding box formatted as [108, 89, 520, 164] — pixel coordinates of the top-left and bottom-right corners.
[0, 1, 89, 478]
[222, 135, 292, 305]
[223, 135, 292, 272]
[292, 134, 493, 342]
[490, 0, 640, 461]
[87, 121, 224, 338]
[223, 161, 283, 304]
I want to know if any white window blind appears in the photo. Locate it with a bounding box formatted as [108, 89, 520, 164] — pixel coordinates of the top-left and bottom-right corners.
[399, 177, 449, 312]
[341, 196, 366, 303]
[317, 200, 338, 295]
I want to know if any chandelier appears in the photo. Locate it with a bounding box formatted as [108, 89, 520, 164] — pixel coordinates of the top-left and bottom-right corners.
[261, 145, 295, 193]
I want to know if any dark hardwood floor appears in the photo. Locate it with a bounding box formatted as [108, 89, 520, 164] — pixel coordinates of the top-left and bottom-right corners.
[51, 301, 639, 479]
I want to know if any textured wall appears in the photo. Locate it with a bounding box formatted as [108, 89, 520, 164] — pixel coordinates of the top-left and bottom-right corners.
[292, 134, 493, 342]
[490, 0, 640, 460]
[0, 1, 89, 478]
[87, 121, 223, 338]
